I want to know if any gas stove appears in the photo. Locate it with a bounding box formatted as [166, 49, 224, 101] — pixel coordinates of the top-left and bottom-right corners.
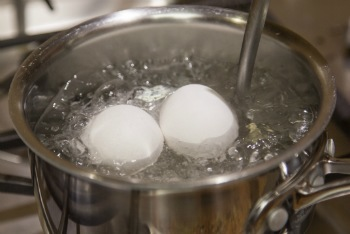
[0, 1, 350, 233]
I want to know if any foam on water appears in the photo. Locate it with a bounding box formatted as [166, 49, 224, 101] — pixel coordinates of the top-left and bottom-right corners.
[34, 55, 319, 181]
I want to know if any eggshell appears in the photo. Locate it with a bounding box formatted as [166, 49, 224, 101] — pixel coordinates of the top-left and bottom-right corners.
[159, 84, 238, 159]
[81, 104, 164, 171]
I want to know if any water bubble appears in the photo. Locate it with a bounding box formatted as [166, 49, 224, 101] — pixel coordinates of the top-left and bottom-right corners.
[50, 126, 60, 132]
[264, 153, 274, 161]
[134, 85, 174, 103]
[289, 122, 309, 142]
[249, 151, 260, 163]
[246, 109, 255, 120]
[228, 146, 238, 156]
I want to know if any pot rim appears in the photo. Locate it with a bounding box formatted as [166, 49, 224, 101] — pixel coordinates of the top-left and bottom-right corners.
[8, 6, 336, 191]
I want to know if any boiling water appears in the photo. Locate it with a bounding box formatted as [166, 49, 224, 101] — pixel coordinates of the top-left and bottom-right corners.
[34, 55, 319, 181]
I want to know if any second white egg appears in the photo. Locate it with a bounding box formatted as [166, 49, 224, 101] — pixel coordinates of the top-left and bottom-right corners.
[159, 84, 239, 159]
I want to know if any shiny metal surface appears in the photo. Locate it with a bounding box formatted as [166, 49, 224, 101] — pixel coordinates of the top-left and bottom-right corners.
[246, 134, 325, 233]
[32, 155, 280, 233]
[5, 5, 344, 234]
[237, 0, 270, 95]
[246, 131, 350, 233]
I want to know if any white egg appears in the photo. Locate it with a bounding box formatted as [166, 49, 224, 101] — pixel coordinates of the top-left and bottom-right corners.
[81, 104, 164, 172]
[159, 84, 239, 159]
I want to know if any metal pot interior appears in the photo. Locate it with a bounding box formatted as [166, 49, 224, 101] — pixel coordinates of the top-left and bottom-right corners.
[9, 6, 336, 189]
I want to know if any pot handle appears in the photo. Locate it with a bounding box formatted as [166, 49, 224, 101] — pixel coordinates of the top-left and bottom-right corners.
[246, 133, 350, 233]
[0, 131, 33, 195]
[294, 153, 350, 212]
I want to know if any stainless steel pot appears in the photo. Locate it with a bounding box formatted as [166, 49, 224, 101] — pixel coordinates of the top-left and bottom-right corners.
[7, 6, 350, 234]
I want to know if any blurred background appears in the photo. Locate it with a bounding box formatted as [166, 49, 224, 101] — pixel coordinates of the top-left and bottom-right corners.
[0, 0, 349, 233]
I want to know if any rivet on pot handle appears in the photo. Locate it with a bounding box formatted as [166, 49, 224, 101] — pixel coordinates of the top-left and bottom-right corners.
[246, 133, 350, 233]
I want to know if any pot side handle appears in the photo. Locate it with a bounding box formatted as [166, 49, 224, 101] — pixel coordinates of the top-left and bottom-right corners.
[246, 133, 350, 233]
[294, 152, 350, 211]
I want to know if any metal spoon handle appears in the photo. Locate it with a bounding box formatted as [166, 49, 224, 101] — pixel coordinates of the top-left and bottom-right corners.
[237, 0, 270, 96]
